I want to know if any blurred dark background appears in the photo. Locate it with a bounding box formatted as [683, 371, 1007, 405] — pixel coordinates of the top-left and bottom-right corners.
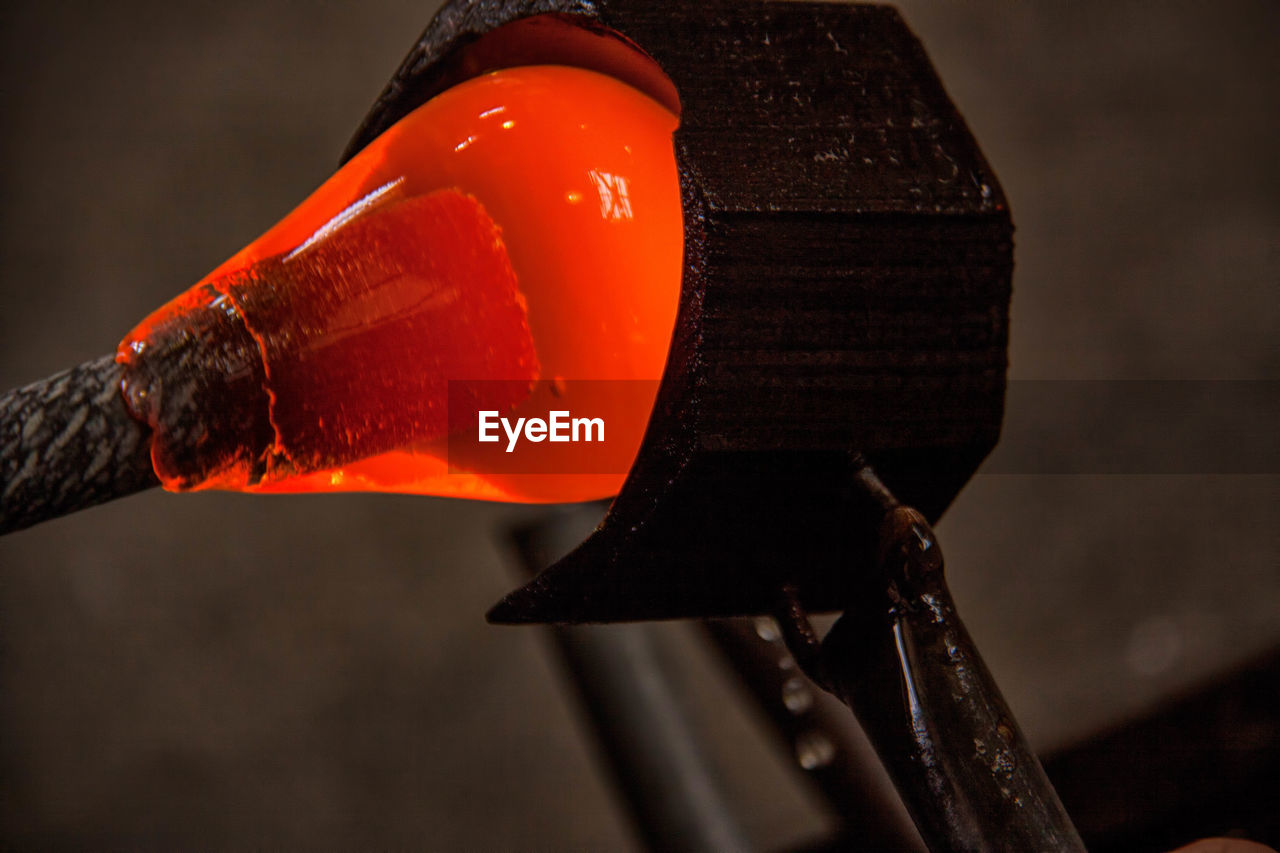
[0, 0, 1276, 848]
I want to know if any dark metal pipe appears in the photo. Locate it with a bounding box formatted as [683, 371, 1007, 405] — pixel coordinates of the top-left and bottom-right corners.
[820, 504, 1085, 852]
[508, 505, 753, 853]
[1, 355, 158, 534]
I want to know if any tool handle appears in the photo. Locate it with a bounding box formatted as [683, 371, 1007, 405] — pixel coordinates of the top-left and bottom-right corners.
[823, 508, 1084, 852]
[1, 355, 158, 534]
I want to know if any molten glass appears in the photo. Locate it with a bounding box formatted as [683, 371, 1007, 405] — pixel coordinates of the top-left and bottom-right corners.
[118, 65, 682, 502]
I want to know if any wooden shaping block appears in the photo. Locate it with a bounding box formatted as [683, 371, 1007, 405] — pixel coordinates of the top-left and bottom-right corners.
[344, 0, 1012, 624]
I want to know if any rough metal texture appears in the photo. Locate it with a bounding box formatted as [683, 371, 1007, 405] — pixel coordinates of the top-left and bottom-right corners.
[0, 355, 158, 534]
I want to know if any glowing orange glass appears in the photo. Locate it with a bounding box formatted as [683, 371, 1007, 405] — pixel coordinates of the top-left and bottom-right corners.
[118, 65, 683, 503]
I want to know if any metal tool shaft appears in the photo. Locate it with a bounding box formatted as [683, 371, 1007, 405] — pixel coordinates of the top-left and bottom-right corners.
[818, 503, 1085, 852]
[1, 355, 158, 534]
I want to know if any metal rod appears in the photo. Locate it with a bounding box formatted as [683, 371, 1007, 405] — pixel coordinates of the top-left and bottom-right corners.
[703, 616, 923, 850]
[818, 504, 1086, 852]
[1, 355, 158, 534]
[507, 504, 753, 853]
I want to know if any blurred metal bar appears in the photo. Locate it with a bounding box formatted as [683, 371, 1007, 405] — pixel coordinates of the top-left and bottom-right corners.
[506, 503, 753, 853]
[703, 616, 924, 851]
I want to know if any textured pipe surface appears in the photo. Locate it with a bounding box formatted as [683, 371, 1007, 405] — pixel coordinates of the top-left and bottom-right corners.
[0, 355, 158, 534]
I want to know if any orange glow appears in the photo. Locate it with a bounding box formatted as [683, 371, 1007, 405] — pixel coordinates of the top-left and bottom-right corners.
[118, 66, 682, 502]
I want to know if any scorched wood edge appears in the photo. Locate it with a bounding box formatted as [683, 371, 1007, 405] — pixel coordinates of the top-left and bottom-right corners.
[344, 0, 1012, 623]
